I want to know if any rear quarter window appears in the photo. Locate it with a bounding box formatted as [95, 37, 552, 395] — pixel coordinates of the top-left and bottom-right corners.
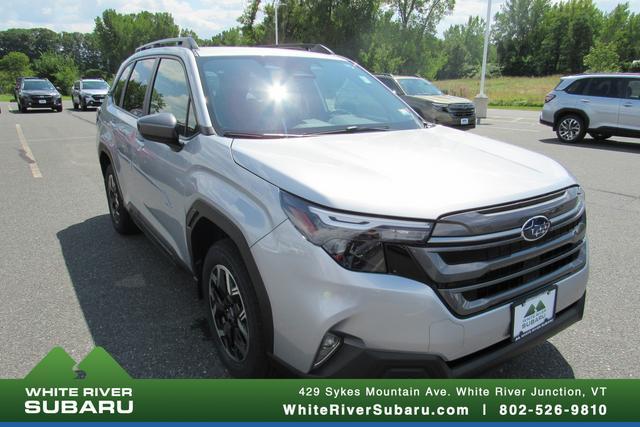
[112, 63, 133, 107]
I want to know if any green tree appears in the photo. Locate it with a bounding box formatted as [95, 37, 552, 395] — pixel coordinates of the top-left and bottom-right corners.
[493, 0, 551, 75]
[0, 28, 60, 59]
[437, 16, 489, 79]
[584, 41, 621, 72]
[94, 9, 179, 73]
[0, 52, 33, 94]
[33, 52, 79, 95]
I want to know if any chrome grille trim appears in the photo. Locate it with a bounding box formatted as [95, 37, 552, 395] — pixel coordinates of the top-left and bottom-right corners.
[409, 186, 587, 316]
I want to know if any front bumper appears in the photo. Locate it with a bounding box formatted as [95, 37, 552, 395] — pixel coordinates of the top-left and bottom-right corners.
[252, 219, 589, 376]
[286, 292, 585, 378]
[434, 111, 476, 128]
[23, 97, 62, 108]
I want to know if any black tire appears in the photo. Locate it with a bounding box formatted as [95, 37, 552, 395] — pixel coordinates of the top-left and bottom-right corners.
[555, 114, 586, 143]
[81, 99, 87, 111]
[588, 131, 611, 141]
[203, 240, 269, 378]
[73, 101, 79, 110]
[20, 103, 27, 113]
[103, 164, 139, 234]
[56, 105, 63, 112]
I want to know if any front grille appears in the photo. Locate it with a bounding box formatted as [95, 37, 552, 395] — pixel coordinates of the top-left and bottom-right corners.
[448, 103, 475, 117]
[92, 95, 105, 101]
[409, 187, 587, 316]
[30, 95, 52, 101]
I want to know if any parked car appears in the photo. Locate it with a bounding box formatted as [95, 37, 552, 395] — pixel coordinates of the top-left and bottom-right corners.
[375, 74, 476, 128]
[72, 78, 110, 110]
[16, 78, 63, 113]
[98, 38, 587, 378]
[540, 73, 640, 143]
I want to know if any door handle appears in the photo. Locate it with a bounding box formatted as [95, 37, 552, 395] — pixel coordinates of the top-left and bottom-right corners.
[623, 102, 633, 107]
[579, 99, 590, 103]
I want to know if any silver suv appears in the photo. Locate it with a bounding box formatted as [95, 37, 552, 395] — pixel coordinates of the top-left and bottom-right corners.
[541, 73, 640, 143]
[97, 38, 588, 378]
[72, 78, 110, 110]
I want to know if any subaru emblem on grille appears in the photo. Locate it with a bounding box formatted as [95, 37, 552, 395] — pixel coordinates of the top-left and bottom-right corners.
[521, 216, 551, 241]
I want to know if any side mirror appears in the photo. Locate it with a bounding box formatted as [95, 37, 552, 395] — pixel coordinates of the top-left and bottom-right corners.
[137, 113, 182, 149]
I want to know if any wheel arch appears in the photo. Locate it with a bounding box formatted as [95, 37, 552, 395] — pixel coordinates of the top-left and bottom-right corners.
[98, 144, 114, 177]
[553, 108, 590, 131]
[186, 200, 274, 353]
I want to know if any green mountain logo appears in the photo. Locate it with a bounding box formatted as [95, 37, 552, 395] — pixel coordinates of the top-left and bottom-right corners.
[525, 304, 536, 316]
[536, 300, 546, 311]
[24, 347, 130, 383]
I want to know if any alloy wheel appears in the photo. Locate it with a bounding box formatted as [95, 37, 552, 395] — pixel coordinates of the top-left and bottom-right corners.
[209, 264, 249, 362]
[107, 174, 121, 224]
[558, 118, 581, 141]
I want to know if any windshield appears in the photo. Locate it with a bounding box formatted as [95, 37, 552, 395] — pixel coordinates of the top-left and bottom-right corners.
[83, 81, 109, 90]
[23, 80, 55, 91]
[397, 78, 442, 96]
[197, 56, 422, 137]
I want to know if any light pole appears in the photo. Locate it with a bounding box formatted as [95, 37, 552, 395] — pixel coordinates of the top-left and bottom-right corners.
[275, 0, 280, 45]
[474, 0, 493, 123]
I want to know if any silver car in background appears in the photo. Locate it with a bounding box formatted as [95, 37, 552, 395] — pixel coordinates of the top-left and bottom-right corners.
[540, 73, 640, 143]
[72, 78, 110, 110]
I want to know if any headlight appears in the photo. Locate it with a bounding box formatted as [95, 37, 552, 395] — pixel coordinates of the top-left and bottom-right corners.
[432, 103, 448, 112]
[280, 191, 433, 273]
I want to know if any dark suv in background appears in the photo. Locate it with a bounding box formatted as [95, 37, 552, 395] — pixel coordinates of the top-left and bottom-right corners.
[15, 78, 63, 113]
[376, 74, 476, 128]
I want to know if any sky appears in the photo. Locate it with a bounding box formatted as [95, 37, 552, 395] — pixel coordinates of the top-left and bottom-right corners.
[0, 0, 638, 39]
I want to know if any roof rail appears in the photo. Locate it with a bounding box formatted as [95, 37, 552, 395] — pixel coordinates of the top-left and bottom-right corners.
[135, 37, 199, 53]
[260, 43, 334, 55]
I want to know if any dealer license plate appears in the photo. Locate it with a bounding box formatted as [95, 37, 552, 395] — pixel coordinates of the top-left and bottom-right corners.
[460, 118, 469, 125]
[511, 287, 556, 341]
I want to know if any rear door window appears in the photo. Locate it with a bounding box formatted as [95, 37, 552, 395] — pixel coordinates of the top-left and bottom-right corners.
[583, 78, 619, 98]
[112, 63, 133, 107]
[122, 58, 156, 117]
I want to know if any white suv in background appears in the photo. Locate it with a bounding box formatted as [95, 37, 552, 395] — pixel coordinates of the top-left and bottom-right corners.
[540, 73, 640, 143]
[97, 38, 589, 378]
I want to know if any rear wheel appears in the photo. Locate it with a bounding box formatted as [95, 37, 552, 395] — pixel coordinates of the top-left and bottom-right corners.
[203, 240, 269, 378]
[556, 114, 586, 143]
[588, 131, 611, 141]
[104, 165, 139, 234]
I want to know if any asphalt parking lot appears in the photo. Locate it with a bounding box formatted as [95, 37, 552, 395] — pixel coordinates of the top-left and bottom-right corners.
[0, 101, 638, 379]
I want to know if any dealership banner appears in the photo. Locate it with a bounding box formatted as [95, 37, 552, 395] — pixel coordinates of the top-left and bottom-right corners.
[0, 347, 638, 422]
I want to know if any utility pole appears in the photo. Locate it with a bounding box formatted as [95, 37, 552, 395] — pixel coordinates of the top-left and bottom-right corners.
[474, 0, 493, 123]
[275, 0, 280, 45]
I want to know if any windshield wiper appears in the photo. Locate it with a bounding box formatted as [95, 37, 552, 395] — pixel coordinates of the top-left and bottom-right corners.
[304, 125, 390, 136]
[222, 131, 304, 139]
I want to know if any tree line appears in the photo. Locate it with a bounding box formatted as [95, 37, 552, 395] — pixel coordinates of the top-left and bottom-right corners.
[1, 0, 639, 95]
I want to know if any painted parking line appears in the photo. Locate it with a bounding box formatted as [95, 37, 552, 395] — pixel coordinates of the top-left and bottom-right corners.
[476, 125, 540, 133]
[15, 124, 43, 178]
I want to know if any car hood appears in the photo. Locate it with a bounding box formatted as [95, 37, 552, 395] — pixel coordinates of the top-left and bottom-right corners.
[81, 89, 108, 96]
[409, 94, 472, 104]
[231, 127, 576, 219]
[22, 90, 59, 96]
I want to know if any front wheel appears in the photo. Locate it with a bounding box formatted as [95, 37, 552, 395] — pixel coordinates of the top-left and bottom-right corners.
[588, 131, 611, 141]
[556, 114, 586, 143]
[203, 240, 270, 378]
[104, 165, 139, 234]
